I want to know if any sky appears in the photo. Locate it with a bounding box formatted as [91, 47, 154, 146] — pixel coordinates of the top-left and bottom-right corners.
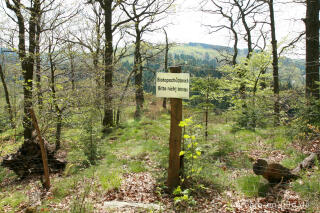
[0, 0, 307, 58]
[162, 0, 306, 57]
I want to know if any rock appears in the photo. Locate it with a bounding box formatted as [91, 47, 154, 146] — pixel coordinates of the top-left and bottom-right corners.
[103, 201, 162, 211]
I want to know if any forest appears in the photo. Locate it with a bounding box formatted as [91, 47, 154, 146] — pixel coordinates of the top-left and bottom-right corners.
[0, 0, 319, 212]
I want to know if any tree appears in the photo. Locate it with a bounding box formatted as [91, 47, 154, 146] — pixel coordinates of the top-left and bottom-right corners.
[191, 76, 220, 140]
[305, 0, 319, 99]
[88, 0, 138, 131]
[162, 29, 169, 109]
[120, 0, 174, 119]
[232, 0, 265, 58]
[201, 0, 240, 65]
[0, 63, 14, 128]
[44, 30, 67, 150]
[5, 0, 41, 143]
[67, 3, 105, 104]
[220, 52, 272, 129]
[257, 0, 280, 125]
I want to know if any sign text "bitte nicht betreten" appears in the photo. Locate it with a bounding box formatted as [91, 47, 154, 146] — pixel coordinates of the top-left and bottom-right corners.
[156, 73, 190, 99]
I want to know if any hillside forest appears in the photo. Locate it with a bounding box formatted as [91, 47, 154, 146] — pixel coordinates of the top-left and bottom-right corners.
[0, 0, 320, 212]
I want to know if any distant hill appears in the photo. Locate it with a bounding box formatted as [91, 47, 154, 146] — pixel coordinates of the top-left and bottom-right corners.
[0, 43, 305, 91]
[142, 42, 305, 92]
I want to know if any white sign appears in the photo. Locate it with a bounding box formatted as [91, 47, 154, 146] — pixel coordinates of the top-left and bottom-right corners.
[156, 73, 190, 99]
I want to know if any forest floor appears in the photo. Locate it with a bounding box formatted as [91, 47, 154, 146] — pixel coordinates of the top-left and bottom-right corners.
[1, 100, 320, 212]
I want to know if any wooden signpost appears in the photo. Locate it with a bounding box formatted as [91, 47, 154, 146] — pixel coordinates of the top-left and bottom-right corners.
[156, 66, 189, 190]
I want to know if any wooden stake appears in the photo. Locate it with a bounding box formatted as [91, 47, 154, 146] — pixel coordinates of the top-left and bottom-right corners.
[167, 66, 182, 190]
[29, 108, 50, 189]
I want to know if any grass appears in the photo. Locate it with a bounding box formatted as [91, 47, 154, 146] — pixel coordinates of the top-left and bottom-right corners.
[52, 177, 79, 199]
[0, 105, 319, 211]
[292, 170, 320, 212]
[99, 170, 122, 190]
[0, 191, 27, 211]
[236, 175, 268, 197]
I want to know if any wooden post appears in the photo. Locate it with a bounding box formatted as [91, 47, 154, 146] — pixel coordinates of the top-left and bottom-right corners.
[167, 66, 182, 190]
[29, 108, 50, 189]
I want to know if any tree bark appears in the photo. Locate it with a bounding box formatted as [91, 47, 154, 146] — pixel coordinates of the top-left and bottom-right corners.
[35, 15, 42, 110]
[23, 1, 38, 143]
[305, 0, 319, 99]
[268, 0, 280, 126]
[162, 29, 169, 109]
[102, 0, 114, 132]
[0, 64, 14, 128]
[68, 49, 76, 91]
[134, 23, 144, 120]
[48, 41, 63, 150]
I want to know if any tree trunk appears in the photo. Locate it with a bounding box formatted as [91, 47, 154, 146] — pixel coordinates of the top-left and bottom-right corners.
[134, 25, 144, 120]
[70, 53, 75, 91]
[117, 70, 135, 125]
[23, 3, 38, 143]
[55, 110, 62, 150]
[35, 17, 42, 110]
[0, 64, 14, 128]
[2, 0, 65, 179]
[162, 29, 169, 109]
[102, 0, 114, 132]
[234, 0, 253, 59]
[49, 42, 62, 150]
[305, 0, 319, 99]
[269, 0, 280, 126]
[231, 27, 238, 66]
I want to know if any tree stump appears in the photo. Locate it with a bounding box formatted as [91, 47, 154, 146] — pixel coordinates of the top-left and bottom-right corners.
[1, 133, 66, 178]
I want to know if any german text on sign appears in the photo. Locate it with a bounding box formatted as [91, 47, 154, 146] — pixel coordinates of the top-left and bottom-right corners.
[156, 73, 190, 99]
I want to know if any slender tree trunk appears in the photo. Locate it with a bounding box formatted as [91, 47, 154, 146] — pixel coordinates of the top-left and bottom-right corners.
[134, 24, 144, 120]
[49, 42, 62, 150]
[93, 16, 102, 106]
[55, 111, 62, 150]
[35, 17, 42, 110]
[102, 0, 114, 131]
[305, 0, 319, 99]
[205, 106, 208, 141]
[163, 29, 169, 109]
[234, 0, 253, 59]
[70, 53, 75, 91]
[268, 0, 280, 126]
[231, 27, 238, 66]
[117, 70, 135, 125]
[0, 64, 14, 128]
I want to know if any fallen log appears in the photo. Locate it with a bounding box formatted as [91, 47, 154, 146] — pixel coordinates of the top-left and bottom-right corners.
[292, 152, 320, 175]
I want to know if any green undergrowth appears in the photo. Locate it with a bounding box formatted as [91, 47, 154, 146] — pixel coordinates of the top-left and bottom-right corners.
[236, 175, 268, 197]
[0, 109, 318, 211]
[0, 191, 27, 211]
[292, 163, 320, 212]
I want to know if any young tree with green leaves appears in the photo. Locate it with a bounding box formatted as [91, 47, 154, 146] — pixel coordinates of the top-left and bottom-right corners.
[120, 0, 175, 120]
[191, 76, 221, 140]
[220, 52, 272, 129]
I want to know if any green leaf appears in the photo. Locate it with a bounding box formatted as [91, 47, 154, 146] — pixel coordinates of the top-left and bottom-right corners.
[179, 121, 186, 127]
[173, 186, 182, 195]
